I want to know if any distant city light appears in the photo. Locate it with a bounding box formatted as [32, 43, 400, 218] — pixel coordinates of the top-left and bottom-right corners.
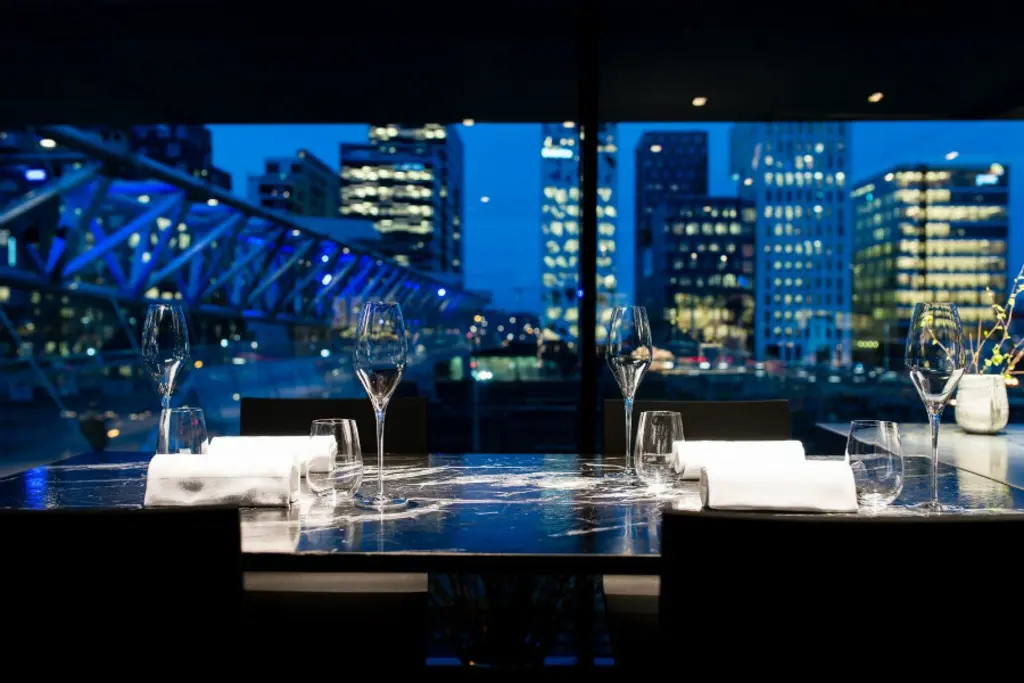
[541, 148, 573, 159]
[650, 144, 663, 153]
[250, 341, 258, 350]
[193, 360, 204, 369]
[437, 287, 447, 297]
[291, 229, 300, 237]
[884, 172, 894, 182]
[480, 196, 490, 203]
[321, 274, 333, 286]
[991, 163, 1006, 176]
[562, 121, 575, 129]
[137, 194, 150, 204]
[24, 169, 46, 181]
[86, 347, 96, 357]
[945, 151, 959, 160]
[867, 92, 884, 103]
[39, 138, 56, 149]
[220, 339, 228, 348]
[691, 97, 707, 107]
[106, 428, 120, 439]
[576, 288, 584, 299]
[320, 349, 330, 358]
[462, 118, 475, 126]
[743, 178, 753, 186]
[207, 198, 219, 206]
[720, 255, 727, 262]
[321, 254, 330, 263]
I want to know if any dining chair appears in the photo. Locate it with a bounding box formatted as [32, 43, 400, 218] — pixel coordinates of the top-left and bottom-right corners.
[602, 399, 790, 454]
[240, 396, 429, 454]
[0, 505, 243, 651]
[658, 509, 1024, 671]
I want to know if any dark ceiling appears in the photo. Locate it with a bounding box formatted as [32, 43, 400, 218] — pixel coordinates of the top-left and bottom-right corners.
[2, 0, 1022, 124]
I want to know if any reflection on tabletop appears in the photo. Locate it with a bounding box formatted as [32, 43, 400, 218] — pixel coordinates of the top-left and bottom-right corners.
[1, 452, 1022, 557]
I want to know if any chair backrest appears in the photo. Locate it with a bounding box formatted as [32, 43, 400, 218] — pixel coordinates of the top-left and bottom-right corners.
[659, 509, 1023, 666]
[0, 505, 242, 643]
[240, 397, 428, 454]
[603, 399, 790, 454]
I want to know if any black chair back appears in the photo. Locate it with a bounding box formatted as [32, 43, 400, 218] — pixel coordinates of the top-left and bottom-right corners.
[659, 510, 1023, 669]
[603, 399, 790, 454]
[0, 505, 242, 647]
[240, 397, 428, 454]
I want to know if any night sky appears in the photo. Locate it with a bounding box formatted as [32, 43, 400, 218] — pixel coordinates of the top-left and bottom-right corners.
[209, 122, 1024, 314]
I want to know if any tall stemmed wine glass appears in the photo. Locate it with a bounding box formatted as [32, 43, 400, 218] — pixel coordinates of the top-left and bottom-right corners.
[141, 303, 190, 454]
[605, 306, 653, 478]
[905, 303, 966, 512]
[353, 301, 409, 511]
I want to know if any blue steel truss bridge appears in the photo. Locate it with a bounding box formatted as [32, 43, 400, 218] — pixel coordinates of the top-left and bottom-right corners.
[0, 126, 492, 471]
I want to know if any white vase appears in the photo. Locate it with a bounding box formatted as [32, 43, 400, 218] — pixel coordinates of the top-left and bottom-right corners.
[954, 374, 1009, 434]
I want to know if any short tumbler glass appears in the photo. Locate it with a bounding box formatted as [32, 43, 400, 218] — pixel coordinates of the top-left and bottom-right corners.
[846, 420, 904, 509]
[166, 407, 208, 454]
[307, 418, 363, 499]
[634, 410, 684, 487]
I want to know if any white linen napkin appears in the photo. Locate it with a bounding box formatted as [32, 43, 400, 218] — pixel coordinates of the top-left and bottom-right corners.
[700, 460, 858, 513]
[207, 435, 338, 474]
[673, 440, 806, 480]
[143, 452, 300, 508]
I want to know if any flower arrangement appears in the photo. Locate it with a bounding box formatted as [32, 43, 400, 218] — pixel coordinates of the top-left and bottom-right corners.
[967, 265, 1024, 385]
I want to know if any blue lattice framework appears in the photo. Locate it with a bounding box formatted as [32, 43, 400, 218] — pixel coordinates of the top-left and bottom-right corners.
[0, 125, 488, 328]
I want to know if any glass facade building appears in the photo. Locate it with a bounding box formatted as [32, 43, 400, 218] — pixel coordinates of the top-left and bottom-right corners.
[340, 124, 463, 283]
[637, 198, 756, 350]
[851, 165, 1010, 366]
[247, 149, 340, 217]
[731, 122, 852, 364]
[540, 122, 618, 341]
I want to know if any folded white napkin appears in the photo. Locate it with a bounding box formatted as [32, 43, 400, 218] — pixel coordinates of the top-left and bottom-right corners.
[700, 460, 857, 513]
[207, 435, 338, 474]
[673, 440, 806, 480]
[143, 452, 300, 508]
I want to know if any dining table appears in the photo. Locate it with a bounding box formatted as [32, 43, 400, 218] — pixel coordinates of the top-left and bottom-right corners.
[2, 449, 1022, 574]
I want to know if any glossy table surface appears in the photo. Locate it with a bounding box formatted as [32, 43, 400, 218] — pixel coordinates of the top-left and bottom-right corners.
[818, 422, 1024, 492]
[2, 451, 1023, 573]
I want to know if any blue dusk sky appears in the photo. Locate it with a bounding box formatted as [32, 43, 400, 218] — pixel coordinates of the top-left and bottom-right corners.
[209, 122, 1024, 314]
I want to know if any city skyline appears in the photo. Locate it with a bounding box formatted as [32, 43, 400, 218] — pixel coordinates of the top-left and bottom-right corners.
[208, 122, 1024, 316]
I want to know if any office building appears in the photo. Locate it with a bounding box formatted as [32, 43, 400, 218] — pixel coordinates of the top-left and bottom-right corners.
[731, 122, 852, 364]
[340, 124, 463, 283]
[248, 150, 339, 217]
[851, 164, 1010, 366]
[635, 131, 709, 331]
[540, 122, 618, 341]
[637, 197, 756, 350]
[130, 125, 232, 190]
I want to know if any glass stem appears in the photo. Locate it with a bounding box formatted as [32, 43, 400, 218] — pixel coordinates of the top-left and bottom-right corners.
[157, 394, 171, 454]
[624, 397, 634, 475]
[375, 407, 386, 502]
[928, 407, 941, 508]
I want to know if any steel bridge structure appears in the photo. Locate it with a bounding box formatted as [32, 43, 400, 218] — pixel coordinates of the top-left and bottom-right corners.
[0, 126, 491, 459]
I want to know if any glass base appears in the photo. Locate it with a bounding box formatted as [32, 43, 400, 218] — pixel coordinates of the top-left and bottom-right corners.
[604, 469, 642, 486]
[907, 500, 963, 514]
[356, 494, 409, 511]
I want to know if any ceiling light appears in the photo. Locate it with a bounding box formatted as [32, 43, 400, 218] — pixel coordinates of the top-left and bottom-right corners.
[867, 92, 884, 103]
[691, 97, 707, 107]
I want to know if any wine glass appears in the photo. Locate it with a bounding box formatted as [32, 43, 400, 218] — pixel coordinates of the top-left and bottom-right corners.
[606, 305, 653, 478]
[142, 303, 190, 454]
[905, 303, 965, 512]
[353, 301, 408, 511]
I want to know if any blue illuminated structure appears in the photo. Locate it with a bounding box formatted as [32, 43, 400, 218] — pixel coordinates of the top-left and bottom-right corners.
[0, 126, 489, 327]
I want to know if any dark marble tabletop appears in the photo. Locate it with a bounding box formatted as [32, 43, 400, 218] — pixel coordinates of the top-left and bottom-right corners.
[2, 451, 1023, 573]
